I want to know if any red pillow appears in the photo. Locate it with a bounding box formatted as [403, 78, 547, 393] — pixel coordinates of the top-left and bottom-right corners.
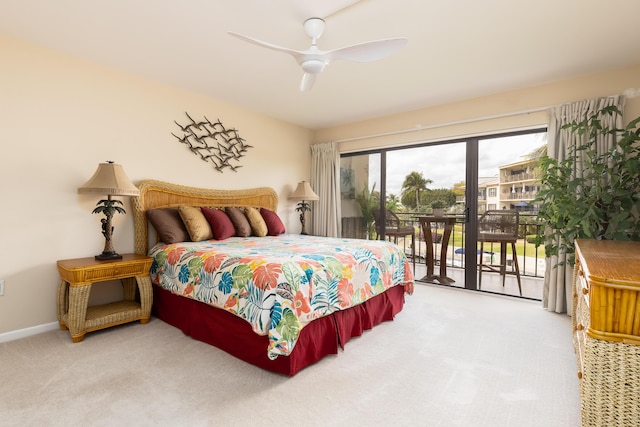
[260, 208, 286, 236]
[201, 207, 236, 240]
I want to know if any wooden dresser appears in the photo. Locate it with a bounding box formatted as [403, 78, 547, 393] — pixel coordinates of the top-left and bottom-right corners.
[573, 239, 640, 426]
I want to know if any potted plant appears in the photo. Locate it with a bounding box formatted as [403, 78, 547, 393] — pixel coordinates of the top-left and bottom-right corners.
[432, 200, 446, 217]
[534, 105, 640, 266]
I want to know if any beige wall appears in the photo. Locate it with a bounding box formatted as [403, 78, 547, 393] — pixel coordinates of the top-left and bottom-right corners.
[0, 34, 313, 334]
[315, 64, 640, 150]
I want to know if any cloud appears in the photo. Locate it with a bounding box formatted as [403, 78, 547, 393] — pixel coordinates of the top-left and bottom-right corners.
[367, 132, 545, 195]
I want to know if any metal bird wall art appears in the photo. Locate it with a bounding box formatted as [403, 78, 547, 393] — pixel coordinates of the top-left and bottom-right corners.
[172, 112, 252, 173]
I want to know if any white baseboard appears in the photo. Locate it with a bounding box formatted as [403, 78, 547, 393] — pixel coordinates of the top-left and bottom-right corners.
[0, 322, 59, 343]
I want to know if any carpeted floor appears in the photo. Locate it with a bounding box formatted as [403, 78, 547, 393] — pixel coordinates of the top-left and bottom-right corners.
[0, 283, 580, 427]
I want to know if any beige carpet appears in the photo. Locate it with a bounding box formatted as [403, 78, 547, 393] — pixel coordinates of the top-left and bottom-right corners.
[0, 283, 580, 427]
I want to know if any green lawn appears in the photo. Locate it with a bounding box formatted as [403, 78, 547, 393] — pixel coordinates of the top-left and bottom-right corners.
[430, 224, 546, 258]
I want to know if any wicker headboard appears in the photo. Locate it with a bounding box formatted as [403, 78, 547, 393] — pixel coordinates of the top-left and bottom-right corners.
[132, 179, 279, 255]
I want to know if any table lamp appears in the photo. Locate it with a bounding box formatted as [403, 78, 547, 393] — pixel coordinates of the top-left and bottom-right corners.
[78, 161, 140, 260]
[289, 181, 319, 235]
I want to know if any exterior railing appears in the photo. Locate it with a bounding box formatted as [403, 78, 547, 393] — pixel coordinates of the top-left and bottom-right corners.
[342, 212, 545, 278]
[501, 191, 538, 200]
[503, 172, 536, 182]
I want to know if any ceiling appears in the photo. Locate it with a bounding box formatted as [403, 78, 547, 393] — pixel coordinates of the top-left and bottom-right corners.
[1, 0, 640, 130]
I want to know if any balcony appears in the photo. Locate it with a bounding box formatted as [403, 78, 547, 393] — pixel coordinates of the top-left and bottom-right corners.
[503, 172, 536, 183]
[341, 212, 545, 299]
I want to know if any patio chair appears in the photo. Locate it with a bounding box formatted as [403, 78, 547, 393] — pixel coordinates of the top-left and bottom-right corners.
[477, 210, 522, 295]
[373, 209, 415, 271]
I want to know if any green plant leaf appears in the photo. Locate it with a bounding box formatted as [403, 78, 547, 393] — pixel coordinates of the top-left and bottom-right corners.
[534, 105, 640, 266]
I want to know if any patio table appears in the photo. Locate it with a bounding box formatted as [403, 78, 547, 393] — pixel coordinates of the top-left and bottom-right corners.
[418, 216, 457, 284]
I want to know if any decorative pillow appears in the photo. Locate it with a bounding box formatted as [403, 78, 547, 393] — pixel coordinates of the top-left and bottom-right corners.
[225, 207, 252, 237]
[201, 207, 236, 240]
[146, 208, 190, 244]
[244, 207, 268, 237]
[178, 205, 213, 242]
[260, 208, 286, 236]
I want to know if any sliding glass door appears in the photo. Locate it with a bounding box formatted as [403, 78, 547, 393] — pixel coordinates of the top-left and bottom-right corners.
[476, 132, 547, 298]
[386, 142, 468, 288]
[339, 129, 547, 300]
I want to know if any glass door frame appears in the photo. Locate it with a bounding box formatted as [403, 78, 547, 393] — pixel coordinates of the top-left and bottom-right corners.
[464, 138, 479, 290]
[340, 127, 547, 293]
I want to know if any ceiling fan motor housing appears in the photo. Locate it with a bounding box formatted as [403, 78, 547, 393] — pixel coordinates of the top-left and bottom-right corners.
[301, 59, 325, 74]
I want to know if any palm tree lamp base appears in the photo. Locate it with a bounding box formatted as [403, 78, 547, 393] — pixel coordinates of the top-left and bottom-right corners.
[290, 181, 319, 236]
[92, 196, 126, 261]
[95, 251, 123, 261]
[297, 201, 310, 235]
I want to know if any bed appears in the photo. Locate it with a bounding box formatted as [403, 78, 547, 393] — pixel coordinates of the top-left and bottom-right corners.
[132, 179, 414, 376]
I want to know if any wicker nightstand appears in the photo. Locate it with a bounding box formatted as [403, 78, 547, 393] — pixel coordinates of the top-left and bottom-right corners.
[56, 254, 153, 342]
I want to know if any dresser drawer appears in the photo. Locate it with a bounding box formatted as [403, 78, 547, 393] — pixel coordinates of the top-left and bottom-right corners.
[574, 291, 590, 378]
[576, 262, 589, 297]
[575, 240, 640, 345]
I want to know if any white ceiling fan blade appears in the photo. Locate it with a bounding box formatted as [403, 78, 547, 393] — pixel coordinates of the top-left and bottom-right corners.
[327, 38, 408, 62]
[228, 31, 304, 59]
[229, 19, 407, 93]
[299, 73, 317, 92]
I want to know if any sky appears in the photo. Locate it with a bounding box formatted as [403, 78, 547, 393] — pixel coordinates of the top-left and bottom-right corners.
[368, 132, 546, 196]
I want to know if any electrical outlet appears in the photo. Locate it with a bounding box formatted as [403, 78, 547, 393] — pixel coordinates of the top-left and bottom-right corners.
[0, 279, 4, 296]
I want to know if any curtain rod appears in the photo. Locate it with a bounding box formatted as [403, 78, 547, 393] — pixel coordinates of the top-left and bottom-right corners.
[333, 106, 548, 144]
[333, 89, 639, 144]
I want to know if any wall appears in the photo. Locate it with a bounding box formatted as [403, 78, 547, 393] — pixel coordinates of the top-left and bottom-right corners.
[0, 34, 313, 335]
[315, 64, 640, 150]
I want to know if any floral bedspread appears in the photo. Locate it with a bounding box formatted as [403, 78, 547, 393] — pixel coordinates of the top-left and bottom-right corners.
[149, 235, 414, 360]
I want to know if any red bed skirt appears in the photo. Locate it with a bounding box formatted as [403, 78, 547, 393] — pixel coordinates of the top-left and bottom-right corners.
[152, 284, 407, 376]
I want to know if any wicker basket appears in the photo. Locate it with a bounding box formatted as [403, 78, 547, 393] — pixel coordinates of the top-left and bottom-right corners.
[580, 338, 640, 426]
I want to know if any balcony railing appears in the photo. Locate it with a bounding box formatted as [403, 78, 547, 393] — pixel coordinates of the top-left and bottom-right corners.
[341, 212, 545, 278]
[501, 190, 538, 200]
[503, 172, 536, 183]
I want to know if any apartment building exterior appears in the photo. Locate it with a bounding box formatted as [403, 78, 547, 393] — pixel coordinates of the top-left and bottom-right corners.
[498, 159, 539, 212]
[473, 158, 540, 213]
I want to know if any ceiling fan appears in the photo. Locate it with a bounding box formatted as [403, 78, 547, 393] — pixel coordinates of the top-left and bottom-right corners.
[228, 17, 408, 92]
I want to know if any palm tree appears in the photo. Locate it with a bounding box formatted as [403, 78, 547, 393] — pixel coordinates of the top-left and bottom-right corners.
[356, 183, 377, 239]
[386, 193, 400, 211]
[401, 171, 432, 209]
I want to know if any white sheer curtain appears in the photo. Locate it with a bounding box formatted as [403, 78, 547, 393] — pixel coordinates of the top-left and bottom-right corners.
[543, 95, 625, 313]
[310, 142, 341, 237]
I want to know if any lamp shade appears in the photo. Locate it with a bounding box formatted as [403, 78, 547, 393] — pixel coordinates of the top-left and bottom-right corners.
[78, 161, 139, 196]
[289, 181, 319, 201]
